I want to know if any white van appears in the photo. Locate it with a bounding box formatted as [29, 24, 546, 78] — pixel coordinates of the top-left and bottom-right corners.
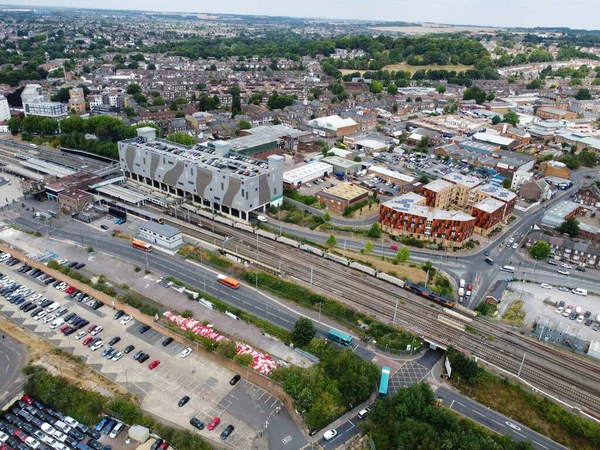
[459, 279, 465, 288]
[501, 266, 515, 273]
[49, 318, 65, 330]
[256, 215, 268, 223]
[357, 407, 371, 419]
[46, 302, 61, 313]
[572, 288, 588, 296]
[109, 422, 124, 438]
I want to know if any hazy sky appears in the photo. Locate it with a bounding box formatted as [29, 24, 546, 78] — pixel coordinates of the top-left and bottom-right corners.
[3, 0, 600, 30]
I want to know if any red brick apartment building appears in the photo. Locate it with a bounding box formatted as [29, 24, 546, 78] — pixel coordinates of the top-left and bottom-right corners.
[379, 193, 475, 245]
[471, 197, 506, 236]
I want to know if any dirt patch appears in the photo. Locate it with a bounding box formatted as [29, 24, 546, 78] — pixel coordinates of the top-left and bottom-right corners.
[341, 248, 426, 284]
[0, 314, 133, 401]
[502, 300, 526, 327]
[384, 62, 474, 75]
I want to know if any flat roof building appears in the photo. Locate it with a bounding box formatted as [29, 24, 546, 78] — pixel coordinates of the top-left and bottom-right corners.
[307, 115, 358, 138]
[118, 129, 284, 220]
[321, 156, 362, 176]
[316, 182, 369, 214]
[138, 221, 183, 251]
[283, 162, 333, 187]
[472, 197, 506, 236]
[367, 166, 415, 186]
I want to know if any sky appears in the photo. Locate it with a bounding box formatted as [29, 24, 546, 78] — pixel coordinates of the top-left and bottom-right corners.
[2, 0, 600, 30]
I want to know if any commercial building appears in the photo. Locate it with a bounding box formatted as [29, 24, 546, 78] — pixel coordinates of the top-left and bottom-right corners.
[421, 179, 454, 209]
[316, 183, 369, 214]
[138, 221, 183, 251]
[473, 132, 519, 150]
[307, 115, 358, 138]
[21, 84, 47, 105]
[536, 107, 577, 120]
[57, 189, 94, 212]
[24, 101, 68, 118]
[0, 96, 10, 122]
[118, 128, 284, 221]
[68, 87, 86, 114]
[379, 193, 475, 245]
[544, 176, 573, 190]
[367, 166, 415, 186]
[283, 162, 333, 187]
[471, 197, 506, 236]
[321, 156, 362, 176]
[541, 160, 571, 179]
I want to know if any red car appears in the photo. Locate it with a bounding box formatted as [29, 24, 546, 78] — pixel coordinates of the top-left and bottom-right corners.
[87, 324, 97, 333]
[60, 324, 70, 333]
[158, 442, 169, 450]
[207, 416, 220, 431]
[149, 360, 160, 370]
[82, 336, 93, 346]
[13, 430, 27, 442]
[62, 326, 73, 334]
[390, 245, 399, 251]
[22, 395, 34, 405]
[65, 286, 76, 295]
[466, 284, 473, 291]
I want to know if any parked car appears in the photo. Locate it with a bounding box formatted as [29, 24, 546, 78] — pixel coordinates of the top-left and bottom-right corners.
[177, 396, 190, 407]
[207, 417, 220, 431]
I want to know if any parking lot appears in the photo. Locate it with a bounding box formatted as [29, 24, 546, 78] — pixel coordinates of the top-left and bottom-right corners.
[0, 259, 288, 450]
[503, 282, 600, 339]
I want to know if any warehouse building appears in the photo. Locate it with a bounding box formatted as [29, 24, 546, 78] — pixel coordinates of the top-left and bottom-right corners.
[283, 162, 333, 187]
[367, 166, 415, 186]
[316, 183, 369, 214]
[321, 156, 362, 176]
[118, 128, 284, 221]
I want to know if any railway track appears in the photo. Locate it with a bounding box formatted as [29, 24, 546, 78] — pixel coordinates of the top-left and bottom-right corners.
[163, 210, 600, 413]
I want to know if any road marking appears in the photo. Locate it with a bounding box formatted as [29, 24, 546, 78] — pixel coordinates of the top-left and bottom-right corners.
[263, 395, 272, 404]
[492, 419, 506, 427]
[257, 392, 265, 401]
[471, 409, 485, 417]
[514, 431, 526, 438]
[228, 394, 239, 400]
[281, 436, 292, 444]
[532, 440, 548, 449]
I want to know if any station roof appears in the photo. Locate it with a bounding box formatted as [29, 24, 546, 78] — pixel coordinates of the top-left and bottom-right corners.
[96, 185, 147, 205]
[22, 158, 77, 178]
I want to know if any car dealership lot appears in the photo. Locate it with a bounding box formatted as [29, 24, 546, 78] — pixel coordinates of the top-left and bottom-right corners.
[0, 263, 287, 449]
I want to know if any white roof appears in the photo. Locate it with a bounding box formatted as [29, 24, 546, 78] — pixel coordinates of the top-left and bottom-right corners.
[473, 197, 505, 214]
[473, 132, 515, 146]
[22, 158, 77, 178]
[356, 139, 387, 150]
[442, 172, 482, 189]
[368, 166, 415, 183]
[308, 115, 357, 131]
[477, 183, 517, 202]
[330, 148, 353, 158]
[283, 162, 333, 184]
[423, 179, 453, 193]
[96, 185, 147, 205]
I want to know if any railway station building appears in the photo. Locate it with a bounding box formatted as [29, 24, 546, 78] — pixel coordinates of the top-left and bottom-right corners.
[118, 128, 284, 221]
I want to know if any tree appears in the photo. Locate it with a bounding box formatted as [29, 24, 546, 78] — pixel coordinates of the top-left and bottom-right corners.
[396, 247, 410, 263]
[578, 148, 597, 167]
[291, 318, 316, 347]
[367, 223, 382, 239]
[575, 88, 592, 100]
[167, 133, 196, 146]
[369, 80, 384, 94]
[126, 83, 141, 95]
[152, 96, 165, 106]
[503, 112, 520, 126]
[436, 85, 446, 94]
[323, 212, 331, 222]
[7, 117, 21, 135]
[147, 63, 156, 70]
[124, 106, 135, 118]
[491, 115, 502, 125]
[326, 234, 337, 248]
[418, 174, 430, 184]
[529, 241, 551, 260]
[557, 217, 580, 238]
[363, 241, 374, 255]
[310, 87, 322, 99]
[230, 85, 241, 117]
[238, 120, 251, 130]
[561, 154, 581, 170]
[462, 86, 487, 104]
[386, 83, 398, 95]
[526, 78, 543, 90]
[502, 178, 512, 189]
[267, 91, 295, 110]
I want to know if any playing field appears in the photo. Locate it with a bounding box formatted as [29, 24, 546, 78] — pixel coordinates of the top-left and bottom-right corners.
[340, 62, 473, 76]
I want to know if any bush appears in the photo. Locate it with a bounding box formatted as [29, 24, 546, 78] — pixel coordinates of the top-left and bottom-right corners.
[87, 247, 94, 253]
[216, 340, 237, 359]
[182, 309, 193, 318]
[283, 188, 317, 205]
[117, 291, 160, 317]
[233, 353, 253, 366]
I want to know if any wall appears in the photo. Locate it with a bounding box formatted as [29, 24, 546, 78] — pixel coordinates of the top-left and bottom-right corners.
[0, 241, 306, 433]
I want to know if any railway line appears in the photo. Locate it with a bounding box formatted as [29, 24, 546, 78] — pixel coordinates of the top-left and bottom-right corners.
[157, 207, 600, 413]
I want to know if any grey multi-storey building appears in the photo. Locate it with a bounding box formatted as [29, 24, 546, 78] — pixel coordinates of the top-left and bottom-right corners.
[117, 128, 284, 220]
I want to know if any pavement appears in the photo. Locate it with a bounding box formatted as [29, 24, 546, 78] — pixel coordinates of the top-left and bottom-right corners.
[0, 332, 28, 408]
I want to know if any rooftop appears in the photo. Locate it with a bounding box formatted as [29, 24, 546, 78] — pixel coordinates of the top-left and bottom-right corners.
[96, 184, 147, 205]
[22, 158, 77, 178]
[473, 132, 516, 147]
[477, 183, 517, 202]
[319, 182, 368, 201]
[541, 200, 582, 228]
[382, 192, 426, 213]
[355, 139, 387, 151]
[321, 155, 361, 169]
[58, 189, 93, 201]
[473, 197, 505, 214]
[120, 137, 276, 180]
[423, 179, 453, 193]
[307, 115, 357, 131]
[139, 220, 181, 239]
[283, 162, 333, 184]
[442, 171, 482, 189]
[368, 165, 415, 183]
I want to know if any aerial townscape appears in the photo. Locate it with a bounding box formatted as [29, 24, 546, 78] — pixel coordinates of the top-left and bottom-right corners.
[2, 2, 600, 450]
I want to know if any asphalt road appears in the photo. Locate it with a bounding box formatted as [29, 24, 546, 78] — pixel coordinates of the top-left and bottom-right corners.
[437, 386, 568, 450]
[0, 333, 28, 407]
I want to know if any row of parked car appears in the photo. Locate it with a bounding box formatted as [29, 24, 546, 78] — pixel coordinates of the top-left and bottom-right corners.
[0, 394, 113, 450]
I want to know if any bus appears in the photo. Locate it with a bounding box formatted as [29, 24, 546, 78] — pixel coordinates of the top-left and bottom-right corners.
[217, 274, 240, 289]
[327, 329, 353, 346]
[378, 366, 391, 398]
[132, 240, 153, 252]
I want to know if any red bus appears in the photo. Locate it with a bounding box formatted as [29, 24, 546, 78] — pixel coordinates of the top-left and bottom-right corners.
[217, 274, 240, 289]
[132, 240, 153, 252]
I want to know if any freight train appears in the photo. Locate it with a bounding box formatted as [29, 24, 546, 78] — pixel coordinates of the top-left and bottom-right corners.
[174, 205, 464, 311]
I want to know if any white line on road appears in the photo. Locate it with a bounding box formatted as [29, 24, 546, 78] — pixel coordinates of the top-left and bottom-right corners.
[228, 394, 239, 401]
[471, 409, 485, 417]
[514, 431, 526, 438]
[532, 440, 549, 449]
[492, 419, 506, 428]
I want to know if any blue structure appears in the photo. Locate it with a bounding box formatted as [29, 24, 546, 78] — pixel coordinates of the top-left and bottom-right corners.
[378, 366, 391, 398]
